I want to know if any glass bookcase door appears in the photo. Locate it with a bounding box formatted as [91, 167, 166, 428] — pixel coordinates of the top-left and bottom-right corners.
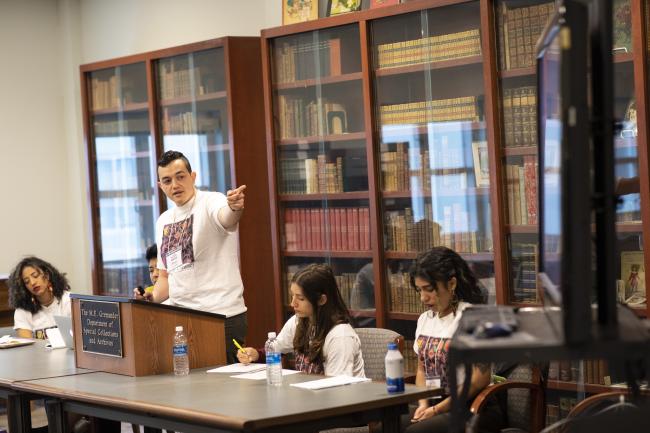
[370, 3, 495, 341]
[88, 62, 157, 296]
[495, 0, 557, 305]
[613, 0, 644, 312]
[155, 47, 232, 198]
[270, 24, 375, 325]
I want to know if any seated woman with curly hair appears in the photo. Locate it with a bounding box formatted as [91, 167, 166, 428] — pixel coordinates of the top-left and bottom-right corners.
[8, 256, 71, 339]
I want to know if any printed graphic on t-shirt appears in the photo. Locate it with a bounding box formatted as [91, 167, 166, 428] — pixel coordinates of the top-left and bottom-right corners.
[416, 335, 451, 392]
[161, 215, 195, 272]
[294, 351, 324, 375]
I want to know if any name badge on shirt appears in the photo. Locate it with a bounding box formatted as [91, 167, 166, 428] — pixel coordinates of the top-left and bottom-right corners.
[166, 248, 183, 272]
[426, 377, 441, 388]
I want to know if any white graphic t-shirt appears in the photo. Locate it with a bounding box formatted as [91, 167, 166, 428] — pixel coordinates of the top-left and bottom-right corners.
[157, 190, 246, 317]
[14, 291, 72, 339]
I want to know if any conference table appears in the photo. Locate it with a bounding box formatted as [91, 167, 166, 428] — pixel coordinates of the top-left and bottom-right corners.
[12, 368, 439, 433]
[0, 341, 91, 433]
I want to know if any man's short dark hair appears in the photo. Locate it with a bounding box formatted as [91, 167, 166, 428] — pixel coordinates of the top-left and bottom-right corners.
[158, 150, 192, 173]
[145, 244, 158, 262]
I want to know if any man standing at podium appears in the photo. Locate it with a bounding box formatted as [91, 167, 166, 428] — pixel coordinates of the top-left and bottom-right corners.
[134, 150, 247, 364]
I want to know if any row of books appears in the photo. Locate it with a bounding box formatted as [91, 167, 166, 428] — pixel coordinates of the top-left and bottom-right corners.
[379, 96, 481, 125]
[384, 206, 492, 254]
[376, 29, 482, 69]
[93, 116, 149, 135]
[506, 157, 538, 225]
[498, 2, 555, 71]
[549, 359, 612, 386]
[160, 108, 222, 135]
[402, 339, 418, 374]
[284, 207, 371, 252]
[158, 64, 215, 100]
[388, 271, 426, 314]
[279, 155, 344, 194]
[546, 396, 577, 426]
[274, 39, 342, 84]
[510, 242, 538, 304]
[284, 269, 370, 311]
[276, 95, 348, 139]
[91, 76, 138, 110]
[502, 86, 537, 148]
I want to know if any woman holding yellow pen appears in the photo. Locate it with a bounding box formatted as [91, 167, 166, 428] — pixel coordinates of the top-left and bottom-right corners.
[236, 264, 365, 377]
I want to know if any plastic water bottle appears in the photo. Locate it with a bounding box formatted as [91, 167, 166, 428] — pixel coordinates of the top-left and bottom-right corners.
[265, 331, 282, 386]
[173, 325, 189, 376]
[385, 342, 405, 393]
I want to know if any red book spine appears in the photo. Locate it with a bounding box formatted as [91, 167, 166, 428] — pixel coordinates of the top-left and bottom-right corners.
[341, 208, 349, 251]
[351, 208, 359, 251]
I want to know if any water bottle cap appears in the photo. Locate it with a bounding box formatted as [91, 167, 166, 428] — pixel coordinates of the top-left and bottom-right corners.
[268, 331, 277, 339]
[387, 342, 398, 350]
[175, 326, 183, 332]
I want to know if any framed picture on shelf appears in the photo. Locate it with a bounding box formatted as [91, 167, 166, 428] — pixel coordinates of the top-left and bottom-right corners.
[327, 0, 362, 16]
[472, 141, 490, 187]
[283, 0, 318, 25]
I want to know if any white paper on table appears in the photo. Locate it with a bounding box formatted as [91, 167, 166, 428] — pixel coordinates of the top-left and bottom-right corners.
[231, 369, 300, 380]
[289, 375, 371, 390]
[207, 363, 266, 373]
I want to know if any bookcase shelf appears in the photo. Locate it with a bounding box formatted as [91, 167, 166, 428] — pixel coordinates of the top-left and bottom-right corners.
[375, 55, 483, 77]
[91, 102, 149, 115]
[387, 312, 421, 321]
[282, 250, 373, 258]
[499, 66, 536, 79]
[159, 90, 227, 106]
[280, 191, 369, 201]
[503, 146, 538, 157]
[263, 0, 650, 348]
[274, 72, 363, 90]
[380, 122, 485, 140]
[81, 37, 274, 348]
[382, 187, 490, 199]
[277, 131, 366, 146]
[548, 380, 649, 394]
[385, 251, 494, 261]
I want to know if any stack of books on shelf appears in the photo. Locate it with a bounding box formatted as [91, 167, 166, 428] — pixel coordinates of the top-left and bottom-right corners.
[388, 271, 426, 314]
[545, 396, 577, 425]
[277, 96, 347, 139]
[91, 76, 136, 110]
[279, 157, 341, 194]
[285, 268, 369, 311]
[93, 116, 150, 135]
[283, 207, 370, 251]
[385, 206, 491, 254]
[502, 86, 537, 147]
[549, 359, 613, 386]
[158, 64, 211, 99]
[379, 96, 481, 125]
[498, 2, 555, 71]
[510, 243, 538, 304]
[161, 108, 223, 135]
[403, 339, 418, 374]
[506, 157, 538, 225]
[274, 39, 341, 84]
[376, 29, 481, 69]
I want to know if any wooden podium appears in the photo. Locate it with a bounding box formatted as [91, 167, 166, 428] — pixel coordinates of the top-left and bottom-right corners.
[70, 294, 226, 376]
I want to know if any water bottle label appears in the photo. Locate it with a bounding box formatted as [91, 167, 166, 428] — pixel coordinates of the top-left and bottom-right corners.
[266, 352, 281, 364]
[173, 344, 188, 356]
[386, 376, 405, 393]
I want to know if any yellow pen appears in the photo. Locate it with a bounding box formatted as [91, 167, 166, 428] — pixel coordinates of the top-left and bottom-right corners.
[232, 338, 246, 354]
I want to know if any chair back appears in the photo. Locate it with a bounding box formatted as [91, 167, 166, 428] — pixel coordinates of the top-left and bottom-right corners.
[354, 327, 402, 381]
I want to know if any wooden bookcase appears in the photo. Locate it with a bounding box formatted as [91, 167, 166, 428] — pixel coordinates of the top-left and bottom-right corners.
[261, 0, 650, 359]
[80, 37, 275, 347]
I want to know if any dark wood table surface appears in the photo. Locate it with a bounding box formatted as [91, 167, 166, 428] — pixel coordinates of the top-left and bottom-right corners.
[13, 368, 440, 433]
